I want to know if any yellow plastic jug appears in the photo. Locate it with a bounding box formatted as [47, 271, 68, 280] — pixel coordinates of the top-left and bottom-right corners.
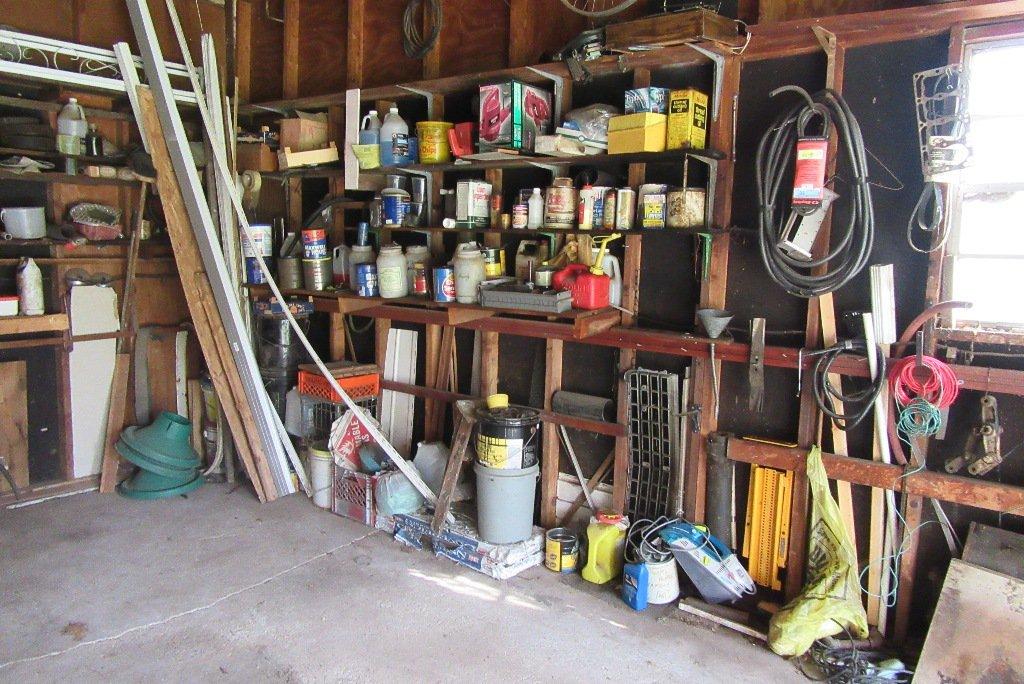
[581, 512, 629, 584]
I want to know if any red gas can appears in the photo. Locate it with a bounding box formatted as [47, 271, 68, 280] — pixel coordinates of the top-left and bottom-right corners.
[570, 272, 611, 310]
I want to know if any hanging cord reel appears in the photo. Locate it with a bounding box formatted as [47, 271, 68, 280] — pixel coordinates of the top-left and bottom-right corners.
[402, 0, 443, 59]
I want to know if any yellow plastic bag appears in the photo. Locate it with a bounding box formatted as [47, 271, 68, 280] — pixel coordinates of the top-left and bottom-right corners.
[768, 446, 868, 656]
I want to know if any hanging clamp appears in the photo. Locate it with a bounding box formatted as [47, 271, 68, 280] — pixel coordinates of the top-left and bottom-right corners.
[748, 318, 766, 412]
[945, 394, 1002, 476]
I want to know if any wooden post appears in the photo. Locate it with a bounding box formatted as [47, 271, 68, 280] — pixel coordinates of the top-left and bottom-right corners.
[541, 338, 564, 527]
[374, 318, 391, 368]
[424, 323, 442, 441]
[346, 0, 366, 88]
[236, 0, 252, 103]
[329, 313, 347, 361]
[282, 0, 300, 99]
[480, 330, 499, 397]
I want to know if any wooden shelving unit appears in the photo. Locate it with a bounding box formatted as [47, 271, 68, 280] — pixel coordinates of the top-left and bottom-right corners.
[0, 168, 140, 188]
[367, 148, 724, 175]
[0, 314, 69, 337]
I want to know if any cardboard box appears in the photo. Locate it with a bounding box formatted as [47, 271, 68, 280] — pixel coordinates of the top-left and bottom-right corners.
[624, 87, 670, 114]
[236, 142, 277, 172]
[253, 298, 315, 317]
[279, 111, 330, 152]
[607, 113, 667, 154]
[667, 89, 709, 151]
[392, 509, 544, 580]
[478, 80, 552, 152]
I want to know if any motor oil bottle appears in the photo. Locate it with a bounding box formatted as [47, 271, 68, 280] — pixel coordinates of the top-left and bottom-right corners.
[582, 512, 629, 585]
[622, 562, 650, 611]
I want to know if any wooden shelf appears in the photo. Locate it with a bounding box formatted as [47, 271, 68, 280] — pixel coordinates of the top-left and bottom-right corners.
[0, 146, 126, 165]
[376, 224, 724, 237]
[262, 166, 345, 180]
[246, 284, 620, 339]
[0, 313, 69, 337]
[0, 94, 130, 121]
[368, 148, 723, 175]
[0, 168, 140, 188]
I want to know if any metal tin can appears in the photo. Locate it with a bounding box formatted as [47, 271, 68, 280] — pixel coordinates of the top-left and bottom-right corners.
[356, 263, 379, 297]
[545, 178, 576, 230]
[482, 247, 504, 278]
[302, 257, 332, 291]
[590, 186, 612, 227]
[433, 267, 456, 303]
[545, 528, 579, 573]
[602, 189, 618, 230]
[382, 188, 410, 226]
[616, 188, 636, 230]
[356, 221, 370, 247]
[411, 262, 429, 297]
[512, 205, 529, 229]
[277, 256, 303, 289]
[301, 228, 328, 258]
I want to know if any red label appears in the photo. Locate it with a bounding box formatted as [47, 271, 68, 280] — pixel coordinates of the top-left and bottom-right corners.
[442, 278, 456, 298]
[792, 137, 828, 207]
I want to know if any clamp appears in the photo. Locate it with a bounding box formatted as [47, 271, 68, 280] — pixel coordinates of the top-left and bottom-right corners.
[945, 394, 1003, 476]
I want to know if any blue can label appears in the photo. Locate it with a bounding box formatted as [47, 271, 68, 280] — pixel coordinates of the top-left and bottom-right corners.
[383, 195, 405, 225]
[433, 267, 456, 302]
[245, 257, 266, 284]
[357, 264, 379, 297]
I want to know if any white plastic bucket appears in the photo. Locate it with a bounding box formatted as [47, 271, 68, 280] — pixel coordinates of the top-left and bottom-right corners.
[309, 451, 333, 509]
[473, 461, 538, 544]
[646, 557, 681, 604]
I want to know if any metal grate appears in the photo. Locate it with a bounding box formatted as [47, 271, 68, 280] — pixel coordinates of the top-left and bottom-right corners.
[300, 394, 378, 444]
[625, 368, 684, 520]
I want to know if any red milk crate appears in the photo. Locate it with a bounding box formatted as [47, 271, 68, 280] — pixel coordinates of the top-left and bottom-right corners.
[332, 463, 380, 527]
[297, 369, 380, 403]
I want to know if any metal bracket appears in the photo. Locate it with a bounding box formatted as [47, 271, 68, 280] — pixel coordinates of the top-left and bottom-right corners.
[683, 42, 724, 121]
[812, 26, 838, 90]
[748, 317, 765, 412]
[945, 394, 1003, 476]
[397, 85, 438, 119]
[677, 404, 702, 434]
[525, 66, 567, 125]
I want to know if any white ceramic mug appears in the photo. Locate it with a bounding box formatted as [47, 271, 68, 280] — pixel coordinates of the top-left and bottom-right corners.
[1, 207, 46, 239]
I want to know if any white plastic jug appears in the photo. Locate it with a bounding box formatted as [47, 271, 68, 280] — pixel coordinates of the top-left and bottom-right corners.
[379, 107, 409, 166]
[454, 243, 486, 304]
[348, 244, 376, 292]
[17, 257, 44, 316]
[377, 244, 408, 299]
[57, 98, 88, 155]
[593, 248, 622, 307]
[332, 244, 350, 288]
[359, 110, 382, 145]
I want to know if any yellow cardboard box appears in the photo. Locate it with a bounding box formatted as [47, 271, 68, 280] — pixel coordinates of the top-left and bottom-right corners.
[667, 89, 709, 150]
[607, 113, 667, 154]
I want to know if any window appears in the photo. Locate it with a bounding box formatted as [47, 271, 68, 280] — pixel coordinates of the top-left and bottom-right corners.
[944, 37, 1024, 329]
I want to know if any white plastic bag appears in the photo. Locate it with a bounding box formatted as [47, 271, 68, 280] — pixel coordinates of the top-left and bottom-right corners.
[375, 470, 425, 516]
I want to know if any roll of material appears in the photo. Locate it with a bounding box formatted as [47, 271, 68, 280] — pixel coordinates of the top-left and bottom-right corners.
[552, 391, 614, 423]
[705, 432, 735, 549]
[241, 170, 262, 213]
[277, 257, 303, 289]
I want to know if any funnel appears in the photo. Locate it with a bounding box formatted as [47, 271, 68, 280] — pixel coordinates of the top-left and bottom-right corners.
[697, 309, 733, 339]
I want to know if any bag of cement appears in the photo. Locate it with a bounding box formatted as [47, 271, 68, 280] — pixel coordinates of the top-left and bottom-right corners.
[768, 446, 868, 656]
[375, 470, 426, 516]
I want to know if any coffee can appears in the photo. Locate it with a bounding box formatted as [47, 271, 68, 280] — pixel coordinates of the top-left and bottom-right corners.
[433, 267, 456, 302]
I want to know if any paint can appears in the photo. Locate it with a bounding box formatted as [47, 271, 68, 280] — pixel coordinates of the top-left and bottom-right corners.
[475, 405, 540, 469]
[482, 247, 504, 278]
[616, 188, 636, 230]
[545, 528, 580, 573]
[301, 228, 328, 258]
[276, 256, 303, 289]
[411, 262, 430, 297]
[302, 256, 332, 291]
[382, 187, 410, 226]
[545, 177, 576, 229]
[433, 266, 456, 302]
[356, 263, 379, 297]
[512, 204, 529, 229]
[602, 189, 618, 230]
[241, 223, 273, 284]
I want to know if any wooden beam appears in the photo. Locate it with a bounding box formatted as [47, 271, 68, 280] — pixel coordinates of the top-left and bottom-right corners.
[329, 313, 346, 361]
[236, 0, 252, 103]
[480, 330, 499, 397]
[346, 0, 366, 88]
[282, 0, 300, 99]
[541, 338, 563, 527]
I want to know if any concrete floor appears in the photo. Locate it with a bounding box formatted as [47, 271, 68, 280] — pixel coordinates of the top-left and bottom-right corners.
[0, 484, 801, 682]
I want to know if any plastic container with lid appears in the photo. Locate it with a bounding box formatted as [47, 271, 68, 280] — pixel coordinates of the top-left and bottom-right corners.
[475, 402, 540, 470]
[379, 107, 409, 166]
[582, 512, 630, 585]
[416, 121, 454, 164]
[453, 243, 486, 304]
[359, 110, 382, 145]
[348, 244, 376, 292]
[527, 188, 545, 229]
[332, 245, 350, 288]
[404, 245, 431, 286]
[376, 244, 408, 299]
[57, 97, 88, 155]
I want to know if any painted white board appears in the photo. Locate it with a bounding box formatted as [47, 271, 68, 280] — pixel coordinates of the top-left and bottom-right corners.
[69, 286, 119, 477]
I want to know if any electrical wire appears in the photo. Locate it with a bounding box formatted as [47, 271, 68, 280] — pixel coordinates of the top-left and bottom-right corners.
[806, 624, 914, 683]
[888, 355, 960, 408]
[756, 86, 875, 298]
[906, 182, 948, 253]
[402, 0, 442, 60]
[813, 339, 885, 431]
[624, 517, 678, 564]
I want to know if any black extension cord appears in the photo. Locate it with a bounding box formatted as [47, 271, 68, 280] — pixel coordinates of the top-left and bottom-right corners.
[813, 339, 885, 431]
[402, 0, 442, 60]
[756, 86, 875, 298]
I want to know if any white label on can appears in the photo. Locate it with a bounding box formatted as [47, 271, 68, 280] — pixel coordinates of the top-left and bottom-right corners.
[242, 225, 273, 257]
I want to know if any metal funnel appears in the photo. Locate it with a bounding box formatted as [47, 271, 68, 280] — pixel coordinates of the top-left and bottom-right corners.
[697, 309, 733, 339]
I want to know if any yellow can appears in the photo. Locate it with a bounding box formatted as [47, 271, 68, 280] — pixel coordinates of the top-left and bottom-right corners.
[416, 121, 454, 164]
[545, 528, 579, 573]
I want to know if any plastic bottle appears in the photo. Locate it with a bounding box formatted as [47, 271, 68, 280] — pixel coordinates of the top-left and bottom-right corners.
[359, 110, 382, 145]
[453, 243, 486, 304]
[581, 513, 630, 585]
[527, 188, 544, 230]
[593, 247, 622, 307]
[57, 98, 88, 156]
[377, 244, 408, 299]
[332, 244, 350, 288]
[379, 106, 409, 166]
[348, 244, 376, 292]
[404, 245, 431, 287]
[16, 257, 44, 316]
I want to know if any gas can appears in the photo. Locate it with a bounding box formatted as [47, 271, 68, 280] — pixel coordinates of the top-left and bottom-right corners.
[570, 271, 611, 310]
[582, 513, 629, 585]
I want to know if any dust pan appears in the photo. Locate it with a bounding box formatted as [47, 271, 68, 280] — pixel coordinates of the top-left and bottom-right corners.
[697, 309, 733, 339]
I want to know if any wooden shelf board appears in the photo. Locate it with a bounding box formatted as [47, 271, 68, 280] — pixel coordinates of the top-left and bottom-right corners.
[375, 225, 725, 237]
[0, 168, 139, 188]
[0, 313, 69, 336]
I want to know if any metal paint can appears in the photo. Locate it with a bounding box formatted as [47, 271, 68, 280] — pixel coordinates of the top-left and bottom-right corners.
[301, 228, 328, 258]
[590, 186, 612, 227]
[356, 263, 379, 297]
[277, 256, 303, 289]
[511, 204, 529, 229]
[356, 221, 370, 247]
[545, 178, 576, 229]
[615, 188, 636, 230]
[482, 247, 504, 278]
[411, 262, 429, 297]
[433, 266, 456, 303]
[545, 528, 579, 573]
[302, 257, 332, 291]
[382, 188, 410, 226]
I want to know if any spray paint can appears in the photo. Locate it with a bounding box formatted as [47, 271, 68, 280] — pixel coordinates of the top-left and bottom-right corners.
[433, 267, 456, 303]
[590, 186, 612, 228]
[356, 263, 379, 297]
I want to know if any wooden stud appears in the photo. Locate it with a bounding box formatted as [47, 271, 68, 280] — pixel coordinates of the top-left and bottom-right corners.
[329, 313, 347, 361]
[282, 0, 300, 99]
[346, 0, 366, 88]
[480, 330, 499, 397]
[424, 323, 442, 441]
[541, 338, 564, 527]
[0, 361, 29, 494]
[374, 317, 391, 368]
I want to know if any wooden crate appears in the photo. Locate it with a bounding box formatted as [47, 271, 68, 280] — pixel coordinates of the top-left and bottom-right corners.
[605, 9, 745, 52]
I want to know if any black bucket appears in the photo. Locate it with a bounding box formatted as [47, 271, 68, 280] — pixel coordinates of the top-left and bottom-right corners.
[260, 366, 296, 420]
[256, 311, 310, 370]
[475, 405, 540, 469]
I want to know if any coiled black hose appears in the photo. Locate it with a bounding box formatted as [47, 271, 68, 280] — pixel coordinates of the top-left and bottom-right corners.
[402, 0, 442, 60]
[756, 86, 875, 298]
[813, 339, 885, 431]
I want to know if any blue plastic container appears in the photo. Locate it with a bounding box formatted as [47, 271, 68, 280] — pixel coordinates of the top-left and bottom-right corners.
[622, 562, 649, 611]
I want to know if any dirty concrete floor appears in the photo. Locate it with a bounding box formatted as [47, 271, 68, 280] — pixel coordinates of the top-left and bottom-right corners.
[0, 484, 801, 682]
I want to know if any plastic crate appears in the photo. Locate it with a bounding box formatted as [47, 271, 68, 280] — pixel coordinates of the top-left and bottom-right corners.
[332, 464, 379, 526]
[298, 369, 380, 403]
[299, 395, 378, 444]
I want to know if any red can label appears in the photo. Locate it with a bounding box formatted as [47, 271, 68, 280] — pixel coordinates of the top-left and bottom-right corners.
[792, 137, 828, 208]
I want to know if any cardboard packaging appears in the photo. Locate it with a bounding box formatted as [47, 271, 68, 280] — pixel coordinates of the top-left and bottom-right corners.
[236, 142, 277, 172]
[624, 87, 670, 114]
[607, 113, 667, 154]
[667, 89, 709, 150]
[478, 80, 552, 152]
[279, 111, 330, 152]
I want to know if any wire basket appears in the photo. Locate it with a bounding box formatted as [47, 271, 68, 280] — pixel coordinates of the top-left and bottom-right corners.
[332, 464, 379, 526]
[299, 394, 378, 444]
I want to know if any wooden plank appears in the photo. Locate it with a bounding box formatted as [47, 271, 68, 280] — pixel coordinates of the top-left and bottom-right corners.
[98, 354, 131, 493]
[480, 330, 499, 397]
[431, 325, 457, 440]
[0, 314, 69, 336]
[962, 522, 1024, 581]
[605, 8, 744, 51]
[329, 313, 346, 361]
[0, 361, 29, 493]
[430, 401, 476, 535]
[558, 450, 614, 526]
[574, 310, 621, 339]
[236, 0, 253, 104]
[282, 0, 299, 99]
[346, 0, 365, 88]
[541, 338, 563, 527]
[423, 323, 442, 442]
